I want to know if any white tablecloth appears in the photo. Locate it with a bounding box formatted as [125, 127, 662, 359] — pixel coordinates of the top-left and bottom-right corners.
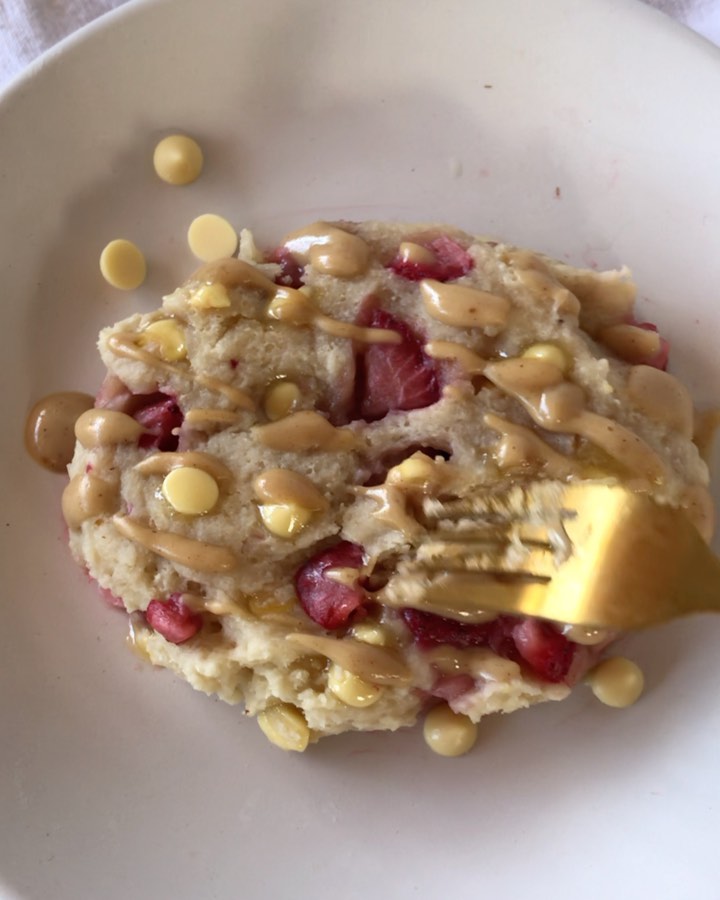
[1, 0, 719, 88]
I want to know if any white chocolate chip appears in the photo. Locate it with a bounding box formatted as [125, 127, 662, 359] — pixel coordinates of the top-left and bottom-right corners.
[522, 342, 570, 375]
[187, 214, 238, 262]
[153, 134, 204, 185]
[327, 664, 381, 707]
[263, 381, 301, 421]
[138, 319, 187, 362]
[257, 703, 310, 752]
[423, 704, 478, 757]
[350, 622, 389, 647]
[258, 503, 313, 538]
[100, 239, 147, 290]
[588, 657, 645, 708]
[398, 241, 436, 265]
[161, 466, 219, 516]
[386, 455, 436, 486]
[188, 283, 231, 310]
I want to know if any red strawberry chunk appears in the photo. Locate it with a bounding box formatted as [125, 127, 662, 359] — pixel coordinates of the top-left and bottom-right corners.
[634, 321, 670, 370]
[401, 608, 494, 649]
[295, 541, 366, 629]
[269, 247, 305, 289]
[401, 609, 575, 684]
[133, 393, 183, 451]
[389, 234, 474, 282]
[355, 309, 440, 421]
[430, 673, 476, 702]
[145, 594, 203, 644]
[511, 618, 575, 683]
[98, 586, 126, 609]
[95, 374, 136, 412]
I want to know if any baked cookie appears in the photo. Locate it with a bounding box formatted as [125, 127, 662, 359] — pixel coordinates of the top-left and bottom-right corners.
[62, 220, 712, 753]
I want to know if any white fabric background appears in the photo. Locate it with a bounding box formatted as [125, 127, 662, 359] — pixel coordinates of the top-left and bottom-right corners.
[0, 0, 719, 88]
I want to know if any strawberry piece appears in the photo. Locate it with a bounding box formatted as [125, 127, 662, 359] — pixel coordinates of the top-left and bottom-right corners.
[295, 541, 366, 629]
[511, 618, 575, 683]
[98, 586, 126, 609]
[133, 393, 183, 451]
[401, 608, 493, 649]
[94, 379, 185, 449]
[355, 309, 440, 421]
[389, 234, 474, 282]
[430, 673, 476, 701]
[94, 374, 136, 412]
[145, 594, 202, 644]
[634, 321, 670, 370]
[269, 247, 305, 289]
[401, 609, 575, 683]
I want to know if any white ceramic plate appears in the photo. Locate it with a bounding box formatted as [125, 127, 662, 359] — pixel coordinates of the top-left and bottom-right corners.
[3, 1, 720, 897]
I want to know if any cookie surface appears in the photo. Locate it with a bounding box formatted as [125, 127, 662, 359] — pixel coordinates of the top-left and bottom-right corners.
[63, 221, 712, 750]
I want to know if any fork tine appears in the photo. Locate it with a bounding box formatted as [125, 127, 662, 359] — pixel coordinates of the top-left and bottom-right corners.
[422, 573, 550, 617]
[384, 480, 720, 630]
[415, 546, 558, 578]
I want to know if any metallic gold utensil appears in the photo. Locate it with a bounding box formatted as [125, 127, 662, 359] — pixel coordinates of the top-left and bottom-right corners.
[381, 481, 720, 630]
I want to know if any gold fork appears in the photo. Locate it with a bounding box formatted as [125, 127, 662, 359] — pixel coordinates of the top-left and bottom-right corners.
[380, 481, 720, 630]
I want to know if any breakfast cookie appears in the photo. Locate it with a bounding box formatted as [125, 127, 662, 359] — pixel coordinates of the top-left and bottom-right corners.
[62, 220, 712, 753]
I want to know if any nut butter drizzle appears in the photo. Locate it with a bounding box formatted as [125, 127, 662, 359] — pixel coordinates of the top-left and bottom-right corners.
[280, 222, 371, 278]
[75, 408, 145, 448]
[107, 333, 254, 411]
[192, 238, 399, 345]
[252, 411, 357, 452]
[513, 266, 581, 317]
[424, 340, 487, 374]
[134, 451, 233, 483]
[62, 474, 118, 528]
[483, 412, 578, 478]
[108, 333, 180, 376]
[113, 515, 236, 573]
[195, 374, 254, 411]
[360, 486, 423, 537]
[268, 287, 401, 344]
[253, 468, 329, 510]
[184, 409, 243, 429]
[420, 279, 510, 329]
[626, 365, 693, 438]
[694, 409, 720, 463]
[285, 633, 411, 685]
[484, 358, 667, 482]
[25, 392, 94, 471]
